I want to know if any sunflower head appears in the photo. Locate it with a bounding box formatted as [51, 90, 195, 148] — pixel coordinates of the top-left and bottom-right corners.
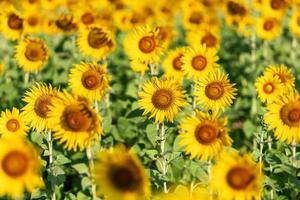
[93, 145, 151, 200]
[138, 77, 187, 123]
[0, 136, 43, 198]
[187, 28, 220, 50]
[130, 59, 149, 75]
[289, 9, 300, 36]
[1, 7, 24, 40]
[256, 16, 282, 40]
[162, 47, 186, 81]
[54, 14, 78, 33]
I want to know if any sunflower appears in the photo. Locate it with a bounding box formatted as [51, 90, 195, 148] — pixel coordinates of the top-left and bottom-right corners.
[0, 7, 24, 40]
[0, 63, 4, 75]
[255, 74, 284, 104]
[0, 136, 43, 198]
[261, 0, 289, 17]
[289, 8, 300, 36]
[182, 3, 207, 31]
[15, 38, 49, 73]
[255, 16, 282, 41]
[22, 83, 58, 132]
[93, 145, 150, 200]
[73, 6, 100, 27]
[156, 24, 176, 49]
[182, 44, 219, 80]
[179, 111, 232, 160]
[222, 0, 250, 27]
[186, 28, 221, 50]
[130, 59, 149, 75]
[23, 10, 44, 35]
[138, 78, 187, 123]
[124, 24, 164, 65]
[211, 151, 263, 200]
[69, 62, 111, 101]
[54, 14, 78, 34]
[48, 91, 102, 151]
[162, 47, 186, 81]
[265, 92, 300, 144]
[264, 64, 295, 92]
[195, 69, 237, 111]
[77, 25, 115, 60]
[0, 108, 27, 138]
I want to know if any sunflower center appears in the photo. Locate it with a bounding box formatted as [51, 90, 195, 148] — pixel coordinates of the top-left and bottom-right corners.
[192, 55, 207, 71]
[271, 0, 285, 10]
[227, 1, 246, 16]
[64, 104, 93, 132]
[152, 89, 173, 110]
[189, 11, 203, 24]
[172, 54, 183, 71]
[7, 13, 23, 30]
[157, 27, 168, 42]
[81, 71, 102, 90]
[81, 12, 95, 25]
[274, 73, 286, 83]
[297, 16, 300, 26]
[2, 151, 28, 178]
[201, 33, 217, 48]
[227, 167, 254, 190]
[109, 165, 141, 192]
[263, 82, 274, 94]
[88, 28, 110, 49]
[280, 102, 300, 126]
[138, 36, 156, 53]
[55, 15, 77, 31]
[263, 20, 275, 31]
[194, 124, 219, 145]
[28, 15, 39, 26]
[25, 42, 46, 62]
[205, 82, 224, 100]
[34, 95, 52, 118]
[6, 119, 20, 132]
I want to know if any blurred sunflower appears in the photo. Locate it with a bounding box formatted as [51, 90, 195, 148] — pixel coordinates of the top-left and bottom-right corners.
[182, 3, 206, 30]
[162, 47, 186, 81]
[23, 10, 44, 35]
[124, 25, 163, 64]
[255, 74, 284, 104]
[261, 0, 289, 17]
[264, 64, 295, 92]
[179, 111, 232, 160]
[0, 63, 5, 75]
[130, 59, 148, 75]
[289, 8, 300, 36]
[156, 24, 176, 49]
[211, 151, 263, 200]
[186, 28, 221, 50]
[54, 14, 78, 34]
[77, 25, 115, 60]
[0, 108, 28, 138]
[182, 44, 219, 80]
[73, 6, 100, 27]
[15, 38, 49, 73]
[265, 92, 300, 144]
[0, 7, 24, 40]
[69, 62, 111, 101]
[195, 69, 237, 111]
[222, 0, 250, 27]
[22, 84, 58, 132]
[0, 136, 43, 198]
[138, 78, 187, 123]
[20, 0, 41, 10]
[48, 91, 102, 151]
[94, 146, 150, 200]
[255, 16, 282, 40]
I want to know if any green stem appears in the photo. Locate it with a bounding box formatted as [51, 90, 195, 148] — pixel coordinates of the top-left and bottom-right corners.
[267, 134, 274, 200]
[46, 131, 56, 200]
[159, 122, 168, 193]
[24, 72, 29, 85]
[292, 140, 297, 168]
[86, 147, 97, 200]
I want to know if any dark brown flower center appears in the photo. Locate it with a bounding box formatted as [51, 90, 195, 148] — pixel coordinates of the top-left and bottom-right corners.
[274, 73, 286, 83]
[194, 124, 219, 145]
[152, 89, 173, 110]
[88, 28, 111, 49]
[271, 0, 285, 10]
[189, 11, 203, 24]
[81, 70, 102, 90]
[192, 55, 207, 71]
[263, 82, 274, 94]
[280, 102, 300, 127]
[263, 20, 275, 31]
[201, 33, 217, 48]
[25, 41, 47, 62]
[172, 54, 183, 71]
[6, 119, 20, 132]
[7, 13, 23, 30]
[138, 36, 156, 53]
[55, 15, 77, 31]
[227, 167, 255, 190]
[81, 12, 94, 25]
[28, 15, 39, 26]
[2, 151, 28, 177]
[227, 1, 246, 16]
[34, 95, 52, 118]
[205, 82, 224, 100]
[64, 104, 93, 132]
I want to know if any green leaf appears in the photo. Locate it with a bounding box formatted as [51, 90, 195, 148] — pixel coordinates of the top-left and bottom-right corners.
[146, 124, 157, 147]
[56, 154, 71, 165]
[72, 163, 89, 175]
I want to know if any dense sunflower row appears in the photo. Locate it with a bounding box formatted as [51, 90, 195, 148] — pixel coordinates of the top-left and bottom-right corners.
[0, 0, 298, 200]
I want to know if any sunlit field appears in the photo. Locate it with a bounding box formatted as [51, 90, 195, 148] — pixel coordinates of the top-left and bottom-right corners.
[0, 0, 299, 199]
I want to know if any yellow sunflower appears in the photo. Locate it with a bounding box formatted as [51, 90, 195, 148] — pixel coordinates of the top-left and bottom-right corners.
[0, 7, 24, 40]
[0, 63, 5, 75]
[22, 83, 58, 132]
[124, 24, 164, 65]
[179, 111, 232, 160]
[130, 59, 149, 75]
[22, 10, 44, 35]
[264, 64, 295, 92]
[54, 14, 78, 34]
[15, 38, 49, 73]
[73, 6, 100, 27]
[261, 0, 289, 18]
[182, 44, 219, 80]
[162, 47, 186, 81]
[289, 8, 300, 36]
[182, 3, 207, 31]
[0, 108, 28, 138]
[265, 92, 300, 144]
[93, 145, 150, 200]
[195, 69, 237, 111]
[186, 28, 221, 50]
[0, 136, 43, 198]
[255, 16, 282, 41]
[138, 78, 187, 123]
[69, 62, 111, 101]
[222, 0, 250, 27]
[211, 151, 263, 200]
[156, 24, 176, 49]
[48, 91, 102, 151]
[77, 25, 115, 60]
[255, 74, 284, 104]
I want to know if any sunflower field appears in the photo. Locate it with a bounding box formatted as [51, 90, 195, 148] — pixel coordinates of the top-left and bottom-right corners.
[0, 0, 299, 200]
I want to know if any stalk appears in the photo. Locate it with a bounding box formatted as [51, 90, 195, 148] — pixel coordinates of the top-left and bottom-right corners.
[159, 122, 168, 193]
[86, 147, 97, 200]
[46, 131, 56, 200]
